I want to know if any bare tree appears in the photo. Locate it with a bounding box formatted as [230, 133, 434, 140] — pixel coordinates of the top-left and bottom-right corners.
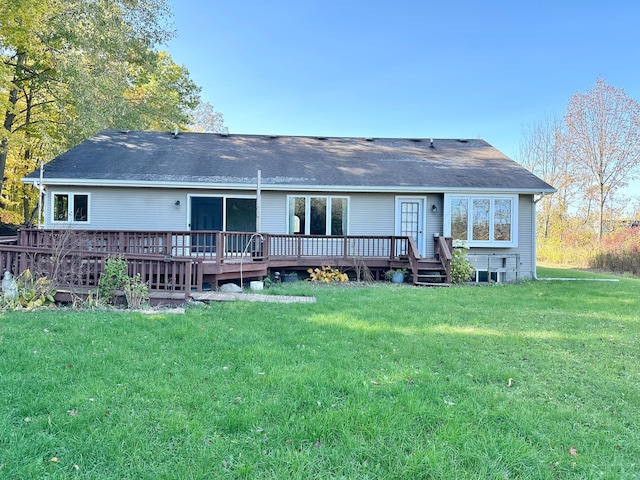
[516, 113, 576, 238]
[187, 101, 229, 134]
[563, 78, 640, 238]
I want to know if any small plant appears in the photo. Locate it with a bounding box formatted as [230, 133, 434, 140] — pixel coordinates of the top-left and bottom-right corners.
[385, 268, 408, 281]
[307, 266, 349, 283]
[98, 255, 149, 308]
[98, 255, 129, 305]
[1, 269, 57, 310]
[451, 247, 474, 284]
[123, 273, 149, 309]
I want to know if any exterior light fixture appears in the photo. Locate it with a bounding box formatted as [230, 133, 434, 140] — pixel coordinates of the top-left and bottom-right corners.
[431, 204, 437, 213]
[175, 200, 181, 207]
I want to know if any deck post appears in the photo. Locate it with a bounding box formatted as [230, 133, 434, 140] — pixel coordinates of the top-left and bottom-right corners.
[216, 232, 223, 265]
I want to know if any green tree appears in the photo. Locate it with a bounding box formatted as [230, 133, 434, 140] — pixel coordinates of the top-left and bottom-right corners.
[0, 0, 207, 222]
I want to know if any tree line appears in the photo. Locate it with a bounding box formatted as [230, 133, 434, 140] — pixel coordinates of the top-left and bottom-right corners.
[0, 0, 227, 224]
[517, 78, 640, 241]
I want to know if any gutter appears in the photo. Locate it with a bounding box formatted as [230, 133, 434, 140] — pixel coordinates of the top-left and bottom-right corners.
[531, 194, 618, 282]
[21, 177, 556, 196]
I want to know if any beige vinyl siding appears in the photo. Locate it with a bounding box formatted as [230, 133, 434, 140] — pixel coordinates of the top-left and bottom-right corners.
[260, 192, 286, 233]
[517, 194, 534, 278]
[349, 193, 395, 236]
[425, 194, 443, 257]
[46, 187, 187, 230]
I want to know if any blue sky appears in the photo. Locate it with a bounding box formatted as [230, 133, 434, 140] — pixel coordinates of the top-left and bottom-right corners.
[165, 0, 640, 191]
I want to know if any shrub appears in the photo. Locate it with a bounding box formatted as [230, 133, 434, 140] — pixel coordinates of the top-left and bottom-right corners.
[307, 266, 348, 283]
[98, 255, 129, 304]
[123, 273, 149, 310]
[98, 255, 149, 308]
[590, 227, 640, 275]
[450, 247, 473, 284]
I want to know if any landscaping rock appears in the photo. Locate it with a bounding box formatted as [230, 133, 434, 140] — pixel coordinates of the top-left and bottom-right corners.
[220, 283, 243, 293]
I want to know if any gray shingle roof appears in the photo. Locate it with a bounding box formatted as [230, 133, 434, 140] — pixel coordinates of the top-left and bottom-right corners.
[25, 130, 555, 193]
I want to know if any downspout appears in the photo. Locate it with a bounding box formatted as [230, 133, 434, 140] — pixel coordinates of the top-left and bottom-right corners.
[256, 169, 262, 232]
[532, 193, 618, 282]
[37, 159, 44, 228]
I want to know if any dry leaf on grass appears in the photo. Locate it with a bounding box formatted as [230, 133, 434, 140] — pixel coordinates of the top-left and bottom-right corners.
[569, 446, 578, 457]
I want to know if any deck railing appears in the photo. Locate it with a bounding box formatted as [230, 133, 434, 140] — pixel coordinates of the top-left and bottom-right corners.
[16, 229, 412, 262]
[267, 234, 409, 259]
[16, 229, 266, 262]
[3, 229, 442, 297]
[0, 244, 200, 296]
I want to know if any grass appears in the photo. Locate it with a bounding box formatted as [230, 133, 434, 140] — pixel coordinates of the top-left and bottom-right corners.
[1, 267, 639, 479]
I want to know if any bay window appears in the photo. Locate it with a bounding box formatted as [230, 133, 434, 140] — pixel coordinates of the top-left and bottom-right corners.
[288, 196, 348, 235]
[445, 194, 517, 247]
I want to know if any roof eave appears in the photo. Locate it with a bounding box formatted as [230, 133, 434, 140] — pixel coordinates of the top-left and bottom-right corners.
[22, 177, 556, 195]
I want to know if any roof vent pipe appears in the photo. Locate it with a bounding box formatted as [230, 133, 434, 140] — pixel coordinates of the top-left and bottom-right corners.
[430, 138, 434, 148]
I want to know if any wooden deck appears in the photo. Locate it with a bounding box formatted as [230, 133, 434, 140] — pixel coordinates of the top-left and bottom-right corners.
[0, 229, 452, 304]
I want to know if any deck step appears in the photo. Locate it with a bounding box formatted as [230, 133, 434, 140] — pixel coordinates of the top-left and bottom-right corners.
[414, 266, 448, 286]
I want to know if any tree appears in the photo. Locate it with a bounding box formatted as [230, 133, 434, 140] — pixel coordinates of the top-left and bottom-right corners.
[564, 78, 640, 238]
[188, 101, 229, 134]
[0, 0, 205, 222]
[517, 113, 577, 238]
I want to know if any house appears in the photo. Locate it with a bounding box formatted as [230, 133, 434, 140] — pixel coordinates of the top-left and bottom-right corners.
[17, 130, 554, 292]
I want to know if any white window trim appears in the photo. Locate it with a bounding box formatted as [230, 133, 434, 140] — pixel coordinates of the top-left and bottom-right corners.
[443, 193, 518, 247]
[50, 192, 91, 224]
[286, 195, 350, 235]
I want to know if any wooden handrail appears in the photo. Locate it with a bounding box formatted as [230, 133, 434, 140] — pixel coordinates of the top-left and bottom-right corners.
[435, 236, 453, 284]
[406, 237, 420, 283]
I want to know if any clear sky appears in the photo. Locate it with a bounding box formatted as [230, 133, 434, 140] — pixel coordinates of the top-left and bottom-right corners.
[165, 0, 640, 191]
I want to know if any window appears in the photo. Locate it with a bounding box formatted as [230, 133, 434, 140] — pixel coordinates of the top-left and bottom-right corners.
[445, 195, 517, 247]
[288, 196, 348, 235]
[190, 196, 256, 231]
[52, 193, 89, 223]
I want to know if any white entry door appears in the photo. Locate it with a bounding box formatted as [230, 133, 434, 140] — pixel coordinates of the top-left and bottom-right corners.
[396, 197, 426, 256]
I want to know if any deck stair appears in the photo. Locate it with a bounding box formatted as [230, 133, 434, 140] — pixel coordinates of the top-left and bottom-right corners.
[412, 258, 451, 286]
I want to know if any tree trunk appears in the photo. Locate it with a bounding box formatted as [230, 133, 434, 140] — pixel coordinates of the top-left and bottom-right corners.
[0, 52, 26, 201]
[599, 183, 605, 240]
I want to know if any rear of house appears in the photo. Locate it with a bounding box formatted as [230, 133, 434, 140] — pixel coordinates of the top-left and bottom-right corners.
[23, 131, 555, 281]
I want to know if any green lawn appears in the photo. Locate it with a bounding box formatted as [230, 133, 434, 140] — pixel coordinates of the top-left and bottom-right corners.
[1, 267, 639, 479]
